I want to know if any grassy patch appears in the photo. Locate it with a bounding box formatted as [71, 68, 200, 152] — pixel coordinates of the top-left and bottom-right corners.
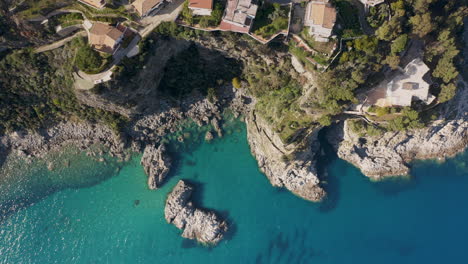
[300, 28, 337, 55]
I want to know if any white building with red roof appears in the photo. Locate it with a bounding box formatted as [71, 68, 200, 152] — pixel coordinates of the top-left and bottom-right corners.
[219, 0, 258, 33]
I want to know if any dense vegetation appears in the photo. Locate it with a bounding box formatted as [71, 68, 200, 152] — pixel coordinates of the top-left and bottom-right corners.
[0, 48, 125, 134]
[252, 3, 289, 39]
[312, 0, 465, 129]
[73, 37, 109, 74]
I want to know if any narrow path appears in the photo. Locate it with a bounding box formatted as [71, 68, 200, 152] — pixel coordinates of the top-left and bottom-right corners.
[34, 31, 87, 53]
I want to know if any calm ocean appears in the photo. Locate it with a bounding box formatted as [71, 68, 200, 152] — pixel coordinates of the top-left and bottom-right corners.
[0, 120, 467, 263]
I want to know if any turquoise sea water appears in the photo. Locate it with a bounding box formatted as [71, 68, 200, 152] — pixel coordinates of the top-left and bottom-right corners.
[0, 121, 467, 264]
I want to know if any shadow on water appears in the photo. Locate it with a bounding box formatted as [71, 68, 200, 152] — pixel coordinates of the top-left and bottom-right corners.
[0, 156, 122, 223]
[316, 127, 341, 213]
[255, 228, 327, 264]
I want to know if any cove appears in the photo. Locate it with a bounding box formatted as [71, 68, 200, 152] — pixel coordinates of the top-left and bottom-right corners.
[0, 121, 467, 264]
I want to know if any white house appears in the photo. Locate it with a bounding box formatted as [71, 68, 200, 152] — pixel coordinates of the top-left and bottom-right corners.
[304, 0, 337, 42]
[386, 58, 434, 106]
[189, 0, 213, 16]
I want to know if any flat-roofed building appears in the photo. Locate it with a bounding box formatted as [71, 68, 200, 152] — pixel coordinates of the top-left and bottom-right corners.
[386, 58, 433, 106]
[132, 0, 164, 17]
[189, 0, 213, 16]
[88, 23, 127, 54]
[304, 0, 336, 42]
[78, 0, 106, 9]
[219, 0, 258, 33]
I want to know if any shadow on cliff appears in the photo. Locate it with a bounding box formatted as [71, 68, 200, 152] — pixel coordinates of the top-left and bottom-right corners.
[315, 127, 341, 213]
[78, 37, 243, 131]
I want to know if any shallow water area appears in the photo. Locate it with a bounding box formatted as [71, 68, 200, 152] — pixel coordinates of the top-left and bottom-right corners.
[0, 120, 467, 264]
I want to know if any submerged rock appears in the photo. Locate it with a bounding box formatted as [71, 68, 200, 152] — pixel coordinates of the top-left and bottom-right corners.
[165, 180, 228, 245]
[140, 144, 172, 190]
[211, 117, 223, 137]
[205, 131, 214, 142]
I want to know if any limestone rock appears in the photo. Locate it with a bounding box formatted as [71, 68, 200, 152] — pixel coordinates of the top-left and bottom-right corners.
[141, 144, 172, 189]
[165, 180, 228, 245]
[245, 111, 326, 202]
[328, 119, 468, 179]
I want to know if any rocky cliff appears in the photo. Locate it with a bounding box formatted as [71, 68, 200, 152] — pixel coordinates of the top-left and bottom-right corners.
[246, 111, 326, 202]
[328, 119, 468, 179]
[141, 144, 172, 189]
[165, 180, 228, 245]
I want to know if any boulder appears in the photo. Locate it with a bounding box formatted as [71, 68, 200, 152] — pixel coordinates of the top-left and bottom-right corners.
[165, 180, 228, 245]
[141, 144, 172, 189]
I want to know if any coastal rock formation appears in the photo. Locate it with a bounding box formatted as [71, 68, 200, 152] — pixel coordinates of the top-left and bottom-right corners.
[165, 180, 228, 245]
[246, 111, 326, 202]
[0, 122, 126, 160]
[328, 119, 468, 179]
[140, 144, 172, 189]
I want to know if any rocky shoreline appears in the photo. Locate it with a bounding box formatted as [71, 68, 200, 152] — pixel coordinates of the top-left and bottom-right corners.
[327, 119, 468, 179]
[0, 122, 128, 164]
[165, 180, 228, 245]
[246, 111, 326, 202]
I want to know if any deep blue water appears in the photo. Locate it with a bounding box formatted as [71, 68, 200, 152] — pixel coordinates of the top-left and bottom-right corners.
[0, 121, 467, 263]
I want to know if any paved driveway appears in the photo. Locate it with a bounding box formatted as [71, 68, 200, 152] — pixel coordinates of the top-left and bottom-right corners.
[138, 0, 185, 38]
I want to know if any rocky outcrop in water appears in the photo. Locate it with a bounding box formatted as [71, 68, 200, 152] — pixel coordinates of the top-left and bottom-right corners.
[246, 111, 326, 202]
[328, 119, 468, 179]
[140, 144, 172, 189]
[165, 180, 228, 245]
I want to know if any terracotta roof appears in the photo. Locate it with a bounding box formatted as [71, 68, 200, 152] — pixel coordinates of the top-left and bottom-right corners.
[189, 0, 213, 10]
[132, 0, 163, 16]
[89, 23, 126, 53]
[309, 1, 336, 29]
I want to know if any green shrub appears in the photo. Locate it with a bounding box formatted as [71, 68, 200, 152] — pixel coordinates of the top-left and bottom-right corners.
[318, 115, 332, 126]
[391, 34, 408, 54]
[438, 82, 457, 103]
[75, 45, 104, 73]
[232, 77, 242, 89]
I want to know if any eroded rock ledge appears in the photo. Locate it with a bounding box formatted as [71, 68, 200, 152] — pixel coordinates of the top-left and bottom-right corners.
[165, 180, 228, 245]
[141, 144, 172, 189]
[245, 111, 326, 202]
[0, 122, 127, 161]
[328, 119, 468, 179]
